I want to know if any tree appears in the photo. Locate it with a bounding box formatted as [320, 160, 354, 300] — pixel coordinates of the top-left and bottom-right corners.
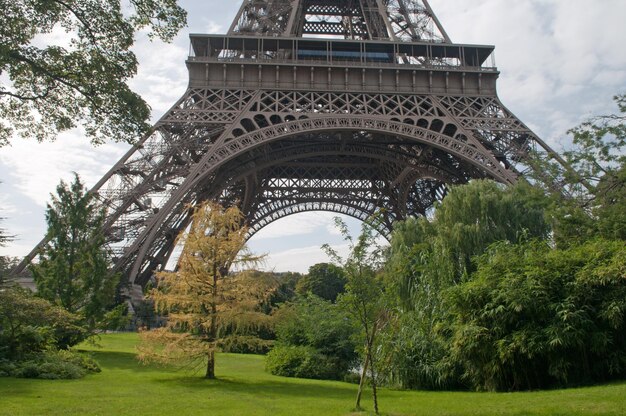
[549, 94, 626, 246]
[0, 191, 16, 288]
[594, 163, 626, 240]
[564, 94, 625, 185]
[447, 239, 626, 391]
[267, 294, 358, 380]
[215, 270, 282, 355]
[389, 180, 549, 321]
[383, 180, 551, 390]
[296, 262, 347, 302]
[0, 286, 101, 379]
[324, 217, 386, 414]
[0, 287, 85, 360]
[30, 174, 119, 332]
[0, 0, 187, 146]
[266, 271, 302, 308]
[0, 257, 20, 289]
[0, 216, 14, 288]
[138, 202, 262, 379]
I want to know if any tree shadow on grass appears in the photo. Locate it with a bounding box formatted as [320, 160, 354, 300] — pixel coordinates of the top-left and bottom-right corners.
[81, 349, 359, 401]
[154, 374, 357, 401]
[0, 378, 41, 397]
[82, 351, 169, 374]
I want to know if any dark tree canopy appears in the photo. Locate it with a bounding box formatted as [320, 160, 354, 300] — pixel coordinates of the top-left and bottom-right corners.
[296, 263, 347, 302]
[267, 294, 358, 380]
[0, 0, 187, 146]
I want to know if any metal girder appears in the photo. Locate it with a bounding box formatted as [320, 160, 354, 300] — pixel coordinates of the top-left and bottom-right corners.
[229, 0, 450, 41]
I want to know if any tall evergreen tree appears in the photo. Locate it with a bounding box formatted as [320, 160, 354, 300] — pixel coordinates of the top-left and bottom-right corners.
[30, 174, 119, 331]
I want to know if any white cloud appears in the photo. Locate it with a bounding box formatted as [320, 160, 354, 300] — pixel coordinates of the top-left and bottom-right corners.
[0, 133, 127, 207]
[129, 37, 190, 118]
[259, 243, 351, 274]
[432, 0, 626, 148]
[203, 20, 224, 34]
[0, 192, 18, 216]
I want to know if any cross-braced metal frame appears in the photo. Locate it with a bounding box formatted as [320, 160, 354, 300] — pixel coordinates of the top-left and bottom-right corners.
[19, 0, 572, 288]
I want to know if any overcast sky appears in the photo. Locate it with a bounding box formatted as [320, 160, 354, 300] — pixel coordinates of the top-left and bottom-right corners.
[1, 0, 625, 272]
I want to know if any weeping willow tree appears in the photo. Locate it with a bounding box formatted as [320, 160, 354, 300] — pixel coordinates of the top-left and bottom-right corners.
[392, 180, 549, 310]
[383, 180, 551, 389]
[137, 202, 264, 379]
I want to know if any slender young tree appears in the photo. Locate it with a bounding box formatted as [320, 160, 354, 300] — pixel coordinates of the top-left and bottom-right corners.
[324, 217, 386, 414]
[30, 174, 119, 331]
[138, 202, 263, 379]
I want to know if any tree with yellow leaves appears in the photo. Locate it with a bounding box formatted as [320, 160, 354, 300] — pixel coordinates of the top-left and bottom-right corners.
[137, 201, 264, 379]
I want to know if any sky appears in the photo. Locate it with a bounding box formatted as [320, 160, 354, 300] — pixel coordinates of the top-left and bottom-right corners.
[1, 0, 625, 273]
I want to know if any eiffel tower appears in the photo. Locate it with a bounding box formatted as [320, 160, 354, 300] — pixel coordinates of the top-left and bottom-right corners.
[20, 0, 572, 288]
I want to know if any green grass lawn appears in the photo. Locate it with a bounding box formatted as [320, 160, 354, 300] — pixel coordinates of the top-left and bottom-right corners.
[1, 333, 625, 415]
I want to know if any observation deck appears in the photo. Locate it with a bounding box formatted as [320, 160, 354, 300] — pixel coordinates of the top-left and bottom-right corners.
[187, 35, 499, 95]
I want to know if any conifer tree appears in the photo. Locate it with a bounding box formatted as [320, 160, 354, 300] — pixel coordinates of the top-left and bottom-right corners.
[138, 202, 263, 379]
[30, 174, 119, 331]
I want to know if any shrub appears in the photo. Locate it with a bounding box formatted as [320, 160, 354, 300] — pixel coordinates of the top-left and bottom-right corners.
[447, 239, 626, 391]
[270, 294, 358, 379]
[265, 345, 340, 380]
[1, 350, 100, 380]
[218, 335, 274, 354]
[0, 288, 86, 360]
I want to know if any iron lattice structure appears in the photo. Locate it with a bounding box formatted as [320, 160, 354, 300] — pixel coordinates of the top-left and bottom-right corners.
[21, 0, 572, 287]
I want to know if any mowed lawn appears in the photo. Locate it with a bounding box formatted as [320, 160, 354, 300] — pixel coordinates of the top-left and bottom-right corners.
[1, 333, 625, 416]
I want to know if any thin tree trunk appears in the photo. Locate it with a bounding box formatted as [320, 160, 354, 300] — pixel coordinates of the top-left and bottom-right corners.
[205, 350, 215, 379]
[369, 325, 380, 415]
[370, 349, 379, 414]
[355, 348, 370, 410]
[205, 264, 218, 379]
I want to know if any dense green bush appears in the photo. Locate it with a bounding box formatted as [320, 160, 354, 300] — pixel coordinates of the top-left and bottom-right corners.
[447, 239, 626, 391]
[218, 335, 274, 354]
[268, 294, 358, 380]
[380, 312, 461, 390]
[265, 345, 341, 380]
[0, 288, 86, 360]
[383, 180, 550, 390]
[0, 350, 100, 380]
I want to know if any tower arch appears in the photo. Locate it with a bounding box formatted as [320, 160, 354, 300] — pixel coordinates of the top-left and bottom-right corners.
[17, 0, 575, 289]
